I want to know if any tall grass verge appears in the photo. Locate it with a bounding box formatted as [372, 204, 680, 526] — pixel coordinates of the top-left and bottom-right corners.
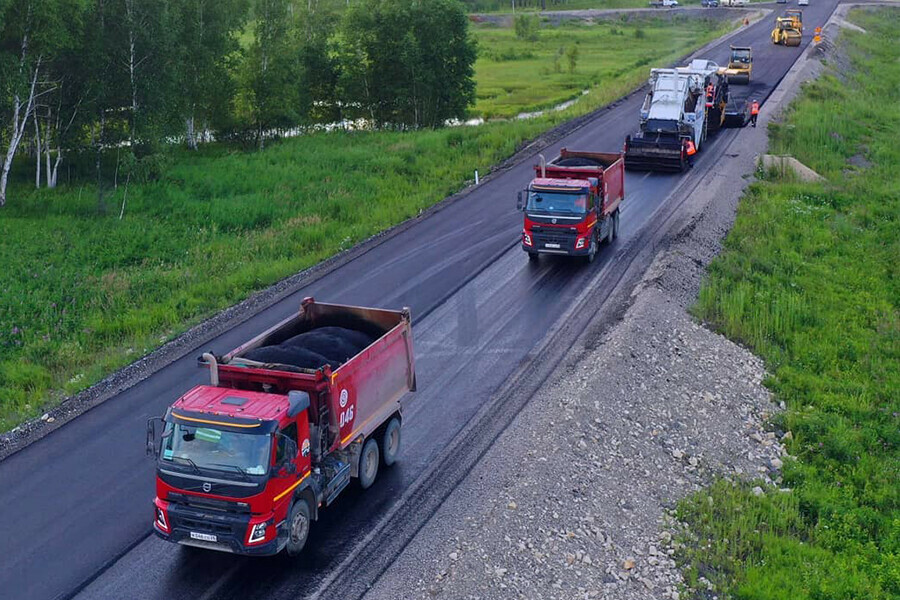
[678, 8, 900, 599]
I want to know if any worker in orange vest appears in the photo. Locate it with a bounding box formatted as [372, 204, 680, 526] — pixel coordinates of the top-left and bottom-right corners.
[750, 99, 760, 127]
[684, 139, 697, 168]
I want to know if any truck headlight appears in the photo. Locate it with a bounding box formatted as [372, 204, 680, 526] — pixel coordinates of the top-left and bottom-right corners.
[248, 521, 268, 544]
[575, 237, 586, 249]
[523, 233, 532, 246]
[156, 506, 168, 531]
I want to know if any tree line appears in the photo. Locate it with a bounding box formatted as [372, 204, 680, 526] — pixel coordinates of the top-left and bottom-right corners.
[0, 0, 476, 206]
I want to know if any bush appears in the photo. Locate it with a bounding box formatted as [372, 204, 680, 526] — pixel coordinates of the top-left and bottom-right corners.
[514, 14, 540, 41]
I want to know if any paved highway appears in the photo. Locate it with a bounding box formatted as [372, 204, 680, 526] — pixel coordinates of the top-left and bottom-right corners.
[0, 3, 838, 598]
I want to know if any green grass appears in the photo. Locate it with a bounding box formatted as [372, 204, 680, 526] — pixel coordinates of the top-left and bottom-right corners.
[0, 15, 734, 432]
[471, 16, 731, 118]
[469, 0, 712, 14]
[677, 8, 900, 599]
[474, 0, 681, 12]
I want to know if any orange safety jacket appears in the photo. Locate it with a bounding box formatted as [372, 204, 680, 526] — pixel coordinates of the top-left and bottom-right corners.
[751, 101, 760, 115]
[685, 140, 697, 156]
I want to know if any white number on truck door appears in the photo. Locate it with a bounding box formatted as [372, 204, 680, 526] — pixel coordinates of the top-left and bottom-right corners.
[339, 406, 355, 427]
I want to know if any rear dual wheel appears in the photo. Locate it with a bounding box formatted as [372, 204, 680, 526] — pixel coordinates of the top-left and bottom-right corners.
[358, 438, 380, 489]
[358, 416, 402, 490]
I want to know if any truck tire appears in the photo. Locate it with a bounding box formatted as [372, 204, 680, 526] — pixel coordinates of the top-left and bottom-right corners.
[285, 499, 311, 556]
[612, 210, 620, 240]
[358, 438, 380, 489]
[381, 417, 402, 467]
[527, 252, 539, 262]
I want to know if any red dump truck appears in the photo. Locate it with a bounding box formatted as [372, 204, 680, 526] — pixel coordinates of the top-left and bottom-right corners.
[517, 148, 625, 262]
[148, 298, 416, 556]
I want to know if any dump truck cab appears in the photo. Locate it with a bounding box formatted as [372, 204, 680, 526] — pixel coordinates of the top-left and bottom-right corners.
[152, 386, 312, 555]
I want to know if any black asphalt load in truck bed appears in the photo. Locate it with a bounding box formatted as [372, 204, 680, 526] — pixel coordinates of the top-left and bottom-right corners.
[242, 327, 377, 371]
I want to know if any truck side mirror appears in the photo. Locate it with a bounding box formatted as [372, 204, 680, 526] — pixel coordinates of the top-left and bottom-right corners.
[516, 191, 524, 211]
[146, 417, 163, 457]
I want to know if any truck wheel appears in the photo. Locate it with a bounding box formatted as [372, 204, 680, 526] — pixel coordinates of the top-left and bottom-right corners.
[527, 252, 539, 262]
[358, 438, 380, 489]
[285, 499, 311, 556]
[614, 210, 620, 239]
[586, 230, 598, 262]
[381, 417, 402, 467]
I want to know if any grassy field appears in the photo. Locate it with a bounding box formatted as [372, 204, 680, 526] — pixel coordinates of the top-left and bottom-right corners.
[468, 0, 715, 14]
[471, 0, 685, 13]
[471, 15, 729, 118]
[0, 15, 733, 432]
[677, 8, 900, 599]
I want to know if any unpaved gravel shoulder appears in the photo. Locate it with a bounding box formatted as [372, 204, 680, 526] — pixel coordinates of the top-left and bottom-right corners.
[362, 289, 782, 600]
[360, 14, 846, 600]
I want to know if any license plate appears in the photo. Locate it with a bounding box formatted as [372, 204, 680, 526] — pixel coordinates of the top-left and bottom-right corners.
[190, 532, 217, 542]
[545, 243, 561, 249]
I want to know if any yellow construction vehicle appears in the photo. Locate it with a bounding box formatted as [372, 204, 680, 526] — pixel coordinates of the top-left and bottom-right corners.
[720, 45, 752, 84]
[786, 8, 803, 32]
[772, 16, 802, 46]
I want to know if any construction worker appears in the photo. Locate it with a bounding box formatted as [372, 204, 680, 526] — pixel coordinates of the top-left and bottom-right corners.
[750, 99, 760, 127]
[685, 139, 697, 168]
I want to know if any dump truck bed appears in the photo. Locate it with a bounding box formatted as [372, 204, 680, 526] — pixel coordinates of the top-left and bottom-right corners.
[207, 298, 416, 451]
[537, 148, 625, 216]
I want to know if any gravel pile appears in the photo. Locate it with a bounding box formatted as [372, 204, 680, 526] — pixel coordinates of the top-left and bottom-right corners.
[365, 284, 785, 600]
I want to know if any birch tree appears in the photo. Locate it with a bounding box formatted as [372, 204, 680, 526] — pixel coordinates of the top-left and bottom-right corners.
[175, 0, 248, 150]
[339, 0, 475, 129]
[1, 0, 90, 204]
[0, 0, 56, 206]
[238, 0, 299, 149]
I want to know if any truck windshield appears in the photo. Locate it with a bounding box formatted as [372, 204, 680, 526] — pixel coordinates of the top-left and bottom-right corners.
[527, 191, 587, 215]
[160, 423, 271, 476]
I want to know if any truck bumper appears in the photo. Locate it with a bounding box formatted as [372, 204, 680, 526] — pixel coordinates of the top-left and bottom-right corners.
[523, 229, 590, 257]
[522, 242, 591, 257]
[153, 498, 282, 556]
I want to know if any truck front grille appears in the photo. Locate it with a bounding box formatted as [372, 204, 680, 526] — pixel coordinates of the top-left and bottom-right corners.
[179, 517, 235, 536]
[532, 229, 576, 249]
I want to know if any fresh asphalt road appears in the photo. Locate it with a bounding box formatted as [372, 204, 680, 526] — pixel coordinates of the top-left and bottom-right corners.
[0, 4, 837, 598]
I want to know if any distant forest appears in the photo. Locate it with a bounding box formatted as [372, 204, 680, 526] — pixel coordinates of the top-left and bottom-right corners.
[0, 0, 477, 205]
